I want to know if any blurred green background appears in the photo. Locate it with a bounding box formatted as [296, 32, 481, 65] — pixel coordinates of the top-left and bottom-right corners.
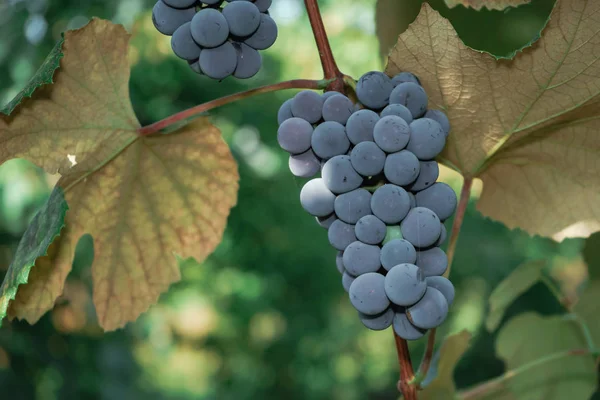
[0, 0, 597, 399]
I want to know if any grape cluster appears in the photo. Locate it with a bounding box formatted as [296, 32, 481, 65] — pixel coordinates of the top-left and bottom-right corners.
[152, 0, 277, 80]
[277, 71, 457, 340]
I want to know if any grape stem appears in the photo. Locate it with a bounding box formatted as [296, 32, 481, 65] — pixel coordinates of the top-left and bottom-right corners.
[394, 332, 418, 400]
[410, 177, 474, 388]
[304, 0, 345, 93]
[137, 79, 330, 135]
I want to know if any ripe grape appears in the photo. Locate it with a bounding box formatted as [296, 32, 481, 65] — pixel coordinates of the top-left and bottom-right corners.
[291, 90, 323, 124]
[311, 121, 350, 160]
[346, 109, 379, 144]
[190, 8, 229, 48]
[393, 311, 426, 340]
[355, 215, 386, 245]
[222, 1, 261, 37]
[199, 42, 238, 79]
[360, 308, 394, 331]
[415, 182, 457, 221]
[425, 109, 450, 137]
[277, 99, 293, 124]
[350, 141, 386, 177]
[343, 241, 381, 276]
[277, 117, 313, 154]
[336, 251, 345, 274]
[232, 42, 262, 79]
[384, 263, 427, 306]
[426, 276, 455, 306]
[163, 0, 197, 8]
[152, 0, 196, 36]
[171, 22, 202, 61]
[389, 82, 428, 118]
[380, 104, 413, 124]
[342, 271, 356, 292]
[289, 149, 320, 178]
[407, 118, 446, 160]
[316, 213, 337, 230]
[380, 239, 417, 271]
[383, 150, 420, 186]
[373, 115, 410, 153]
[400, 207, 442, 248]
[328, 220, 357, 251]
[356, 71, 393, 109]
[321, 155, 363, 194]
[334, 188, 372, 224]
[415, 247, 448, 277]
[322, 94, 354, 125]
[407, 287, 449, 329]
[349, 272, 390, 315]
[244, 14, 278, 50]
[391, 72, 420, 87]
[370, 184, 411, 224]
[407, 161, 439, 192]
[299, 178, 335, 217]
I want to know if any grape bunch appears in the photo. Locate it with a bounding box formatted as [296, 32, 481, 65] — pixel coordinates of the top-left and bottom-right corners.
[152, 0, 277, 80]
[277, 71, 457, 340]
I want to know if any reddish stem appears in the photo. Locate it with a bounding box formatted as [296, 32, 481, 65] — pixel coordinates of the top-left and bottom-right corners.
[138, 79, 323, 135]
[394, 332, 418, 400]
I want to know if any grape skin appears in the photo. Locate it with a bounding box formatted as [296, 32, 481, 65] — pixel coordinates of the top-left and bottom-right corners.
[370, 184, 411, 224]
[356, 71, 393, 110]
[311, 121, 350, 160]
[188, 59, 203, 74]
[415, 247, 448, 277]
[322, 94, 354, 125]
[233, 42, 262, 79]
[380, 104, 413, 124]
[163, 0, 197, 8]
[380, 239, 417, 271]
[350, 141, 386, 177]
[336, 251, 345, 274]
[401, 207, 442, 248]
[393, 312, 426, 340]
[190, 8, 229, 48]
[407, 118, 446, 161]
[343, 241, 381, 276]
[384, 263, 427, 306]
[389, 82, 428, 118]
[316, 213, 337, 230]
[349, 272, 390, 315]
[342, 271, 356, 292]
[277, 99, 293, 124]
[254, 0, 272, 12]
[407, 161, 439, 192]
[334, 188, 372, 224]
[199, 42, 238, 79]
[391, 72, 421, 87]
[383, 150, 420, 186]
[426, 276, 455, 306]
[425, 109, 451, 137]
[289, 149, 320, 178]
[408, 192, 416, 208]
[436, 223, 447, 246]
[291, 90, 323, 124]
[152, 0, 196, 36]
[407, 287, 449, 329]
[373, 116, 410, 153]
[359, 308, 394, 331]
[328, 220, 357, 251]
[277, 117, 313, 154]
[171, 22, 202, 61]
[346, 109, 379, 144]
[299, 178, 335, 217]
[355, 215, 386, 245]
[415, 182, 457, 221]
[222, 1, 261, 37]
[321, 155, 363, 194]
[244, 14, 278, 50]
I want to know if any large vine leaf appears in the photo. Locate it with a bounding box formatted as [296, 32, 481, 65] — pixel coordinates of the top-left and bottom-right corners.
[493, 313, 596, 400]
[444, 0, 531, 10]
[386, 0, 600, 239]
[0, 18, 239, 330]
[0, 187, 68, 321]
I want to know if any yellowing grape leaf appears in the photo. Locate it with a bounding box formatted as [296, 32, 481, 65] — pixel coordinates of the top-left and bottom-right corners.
[444, 0, 531, 10]
[386, 0, 600, 239]
[0, 18, 239, 330]
[420, 330, 471, 399]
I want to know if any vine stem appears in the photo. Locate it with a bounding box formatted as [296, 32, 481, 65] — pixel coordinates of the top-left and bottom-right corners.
[394, 332, 418, 400]
[458, 349, 592, 399]
[138, 79, 326, 135]
[410, 177, 474, 388]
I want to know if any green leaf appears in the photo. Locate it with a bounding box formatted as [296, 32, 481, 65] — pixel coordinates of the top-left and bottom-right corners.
[420, 330, 471, 399]
[583, 233, 600, 281]
[486, 260, 547, 332]
[494, 313, 596, 400]
[0, 186, 68, 325]
[574, 281, 600, 350]
[444, 0, 531, 10]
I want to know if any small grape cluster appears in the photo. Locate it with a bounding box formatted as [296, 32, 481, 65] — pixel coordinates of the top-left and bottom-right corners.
[152, 0, 277, 80]
[277, 71, 457, 340]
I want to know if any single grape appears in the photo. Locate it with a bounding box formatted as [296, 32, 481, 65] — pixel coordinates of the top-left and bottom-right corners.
[435, 223, 447, 246]
[299, 178, 335, 217]
[336, 251, 345, 274]
[426, 276, 455, 306]
[359, 308, 394, 331]
[400, 207, 442, 248]
[199, 42, 238, 79]
[289, 149, 320, 178]
[328, 220, 357, 251]
[350, 141, 386, 177]
[277, 99, 293, 124]
[356, 71, 393, 110]
[384, 150, 420, 186]
[334, 188, 372, 224]
[163, 0, 197, 8]
[407, 287, 449, 329]
[343, 241, 381, 276]
[407, 118, 446, 161]
[407, 161, 439, 192]
[322, 91, 339, 101]
[380, 104, 413, 124]
[425, 109, 451, 137]
[342, 271, 356, 292]
[349, 272, 390, 315]
[322, 94, 354, 125]
[355, 215, 387, 245]
[171, 22, 202, 61]
[389, 82, 428, 118]
[277, 117, 313, 154]
[244, 14, 278, 50]
[316, 213, 337, 230]
[380, 239, 417, 271]
[188, 58, 203, 74]
[233, 42, 262, 79]
[415, 247, 448, 277]
[346, 109, 379, 144]
[415, 182, 457, 221]
[384, 263, 427, 306]
[373, 116, 410, 153]
[152, 0, 196, 36]
[190, 8, 229, 48]
[222, 1, 261, 37]
[408, 192, 416, 208]
[291, 90, 323, 124]
[311, 121, 350, 160]
[254, 0, 272, 12]
[391, 72, 420, 87]
[370, 184, 411, 224]
[393, 311, 426, 340]
[321, 155, 363, 194]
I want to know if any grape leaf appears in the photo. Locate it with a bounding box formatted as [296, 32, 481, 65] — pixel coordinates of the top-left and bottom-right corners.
[386, 0, 600, 239]
[574, 281, 600, 347]
[583, 233, 600, 281]
[0, 19, 239, 330]
[0, 186, 68, 322]
[444, 0, 531, 10]
[420, 330, 471, 399]
[494, 313, 596, 400]
[486, 260, 547, 332]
